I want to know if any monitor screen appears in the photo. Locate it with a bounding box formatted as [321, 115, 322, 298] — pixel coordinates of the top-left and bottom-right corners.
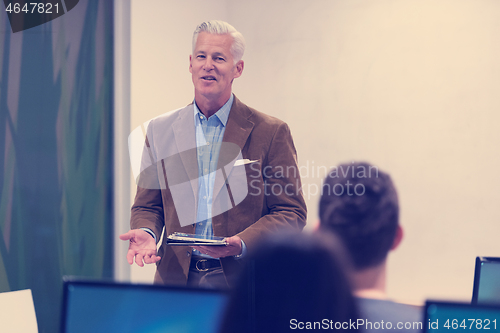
[61, 280, 228, 333]
[425, 301, 500, 333]
[472, 257, 500, 305]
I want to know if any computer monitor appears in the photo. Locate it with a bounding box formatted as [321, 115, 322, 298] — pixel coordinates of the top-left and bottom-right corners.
[60, 279, 228, 333]
[424, 301, 500, 333]
[472, 257, 500, 305]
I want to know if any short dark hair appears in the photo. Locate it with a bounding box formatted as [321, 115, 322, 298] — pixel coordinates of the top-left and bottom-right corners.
[319, 162, 399, 270]
[219, 232, 359, 333]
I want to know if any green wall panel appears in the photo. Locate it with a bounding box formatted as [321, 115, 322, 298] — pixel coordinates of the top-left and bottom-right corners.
[0, 1, 114, 331]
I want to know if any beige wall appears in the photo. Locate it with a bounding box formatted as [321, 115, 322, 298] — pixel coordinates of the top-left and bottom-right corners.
[129, 0, 500, 303]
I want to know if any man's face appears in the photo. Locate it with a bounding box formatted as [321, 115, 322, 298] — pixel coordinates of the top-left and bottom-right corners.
[189, 32, 244, 102]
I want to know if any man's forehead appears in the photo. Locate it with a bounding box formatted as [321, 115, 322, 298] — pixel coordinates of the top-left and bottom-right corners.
[194, 32, 233, 52]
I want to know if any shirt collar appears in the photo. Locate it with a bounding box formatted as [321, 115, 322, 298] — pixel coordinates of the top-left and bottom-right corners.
[193, 94, 233, 127]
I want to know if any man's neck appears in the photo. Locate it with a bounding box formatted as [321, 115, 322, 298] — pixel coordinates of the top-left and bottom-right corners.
[195, 92, 231, 118]
[352, 261, 388, 300]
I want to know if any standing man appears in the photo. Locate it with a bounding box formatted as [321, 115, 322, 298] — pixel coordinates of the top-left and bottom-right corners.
[120, 21, 307, 288]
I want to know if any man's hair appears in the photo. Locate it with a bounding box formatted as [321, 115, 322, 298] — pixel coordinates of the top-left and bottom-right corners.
[192, 20, 246, 64]
[319, 162, 399, 270]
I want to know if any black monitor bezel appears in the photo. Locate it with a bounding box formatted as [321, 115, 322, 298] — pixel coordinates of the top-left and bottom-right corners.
[472, 257, 500, 305]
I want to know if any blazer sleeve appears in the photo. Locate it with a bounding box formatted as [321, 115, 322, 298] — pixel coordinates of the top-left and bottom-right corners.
[130, 119, 165, 242]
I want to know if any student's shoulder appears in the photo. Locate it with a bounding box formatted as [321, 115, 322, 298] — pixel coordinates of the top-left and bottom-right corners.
[357, 297, 423, 331]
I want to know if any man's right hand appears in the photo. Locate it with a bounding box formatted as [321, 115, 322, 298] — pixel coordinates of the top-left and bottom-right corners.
[119, 229, 161, 267]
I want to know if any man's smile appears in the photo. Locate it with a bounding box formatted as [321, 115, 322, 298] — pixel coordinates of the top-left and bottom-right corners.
[201, 75, 217, 81]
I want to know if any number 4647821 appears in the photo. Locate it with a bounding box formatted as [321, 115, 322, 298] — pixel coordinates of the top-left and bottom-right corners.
[5, 2, 59, 14]
[444, 319, 496, 330]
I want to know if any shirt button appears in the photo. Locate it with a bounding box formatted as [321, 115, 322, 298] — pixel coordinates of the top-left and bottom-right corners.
[199, 116, 203, 119]
[204, 168, 208, 173]
[199, 223, 202, 226]
[203, 196, 207, 199]
[207, 142, 210, 145]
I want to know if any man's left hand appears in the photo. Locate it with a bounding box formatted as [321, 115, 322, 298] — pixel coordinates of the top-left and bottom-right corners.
[192, 235, 242, 258]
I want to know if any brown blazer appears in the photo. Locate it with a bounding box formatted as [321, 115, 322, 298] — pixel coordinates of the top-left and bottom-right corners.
[131, 96, 307, 286]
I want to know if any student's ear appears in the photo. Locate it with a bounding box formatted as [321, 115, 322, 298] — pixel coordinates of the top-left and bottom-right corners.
[391, 225, 403, 251]
[312, 219, 321, 232]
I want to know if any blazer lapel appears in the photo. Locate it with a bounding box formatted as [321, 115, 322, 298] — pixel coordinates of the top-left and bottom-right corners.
[172, 104, 198, 204]
[213, 97, 255, 202]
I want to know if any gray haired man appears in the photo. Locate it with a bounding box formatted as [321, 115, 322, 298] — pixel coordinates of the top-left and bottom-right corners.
[120, 21, 307, 288]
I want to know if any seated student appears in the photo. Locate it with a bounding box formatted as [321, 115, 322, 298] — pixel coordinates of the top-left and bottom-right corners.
[219, 232, 359, 333]
[318, 162, 422, 333]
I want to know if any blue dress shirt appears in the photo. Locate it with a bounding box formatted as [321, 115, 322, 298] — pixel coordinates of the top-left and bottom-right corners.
[191, 95, 233, 258]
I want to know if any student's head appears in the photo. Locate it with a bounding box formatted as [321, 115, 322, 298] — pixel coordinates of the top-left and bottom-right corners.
[219, 232, 359, 333]
[319, 162, 401, 271]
